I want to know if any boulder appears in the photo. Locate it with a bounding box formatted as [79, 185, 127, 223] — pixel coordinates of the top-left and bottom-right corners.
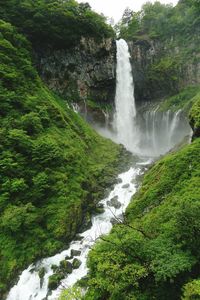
[72, 258, 82, 269]
[71, 249, 81, 257]
[59, 260, 73, 274]
[107, 196, 121, 209]
[122, 183, 130, 189]
[48, 273, 64, 291]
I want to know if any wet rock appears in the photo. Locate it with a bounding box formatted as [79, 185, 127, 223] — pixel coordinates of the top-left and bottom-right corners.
[38, 267, 45, 279]
[110, 214, 124, 225]
[65, 255, 71, 260]
[79, 212, 92, 233]
[71, 249, 81, 257]
[74, 234, 84, 241]
[72, 258, 82, 269]
[38, 267, 46, 289]
[48, 273, 64, 291]
[59, 260, 73, 274]
[116, 178, 123, 184]
[107, 196, 121, 209]
[51, 264, 59, 272]
[110, 218, 119, 225]
[122, 183, 130, 189]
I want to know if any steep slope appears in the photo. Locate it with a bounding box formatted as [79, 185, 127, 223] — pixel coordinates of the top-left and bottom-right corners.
[0, 0, 116, 106]
[118, 0, 200, 102]
[82, 70, 200, 299]
[84, 135, 200, 300]
[0, 20, 127, 297]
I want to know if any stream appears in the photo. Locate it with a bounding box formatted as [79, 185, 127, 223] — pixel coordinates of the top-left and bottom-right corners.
[6, 39, 191, 300]
[7, 159, 151, 300]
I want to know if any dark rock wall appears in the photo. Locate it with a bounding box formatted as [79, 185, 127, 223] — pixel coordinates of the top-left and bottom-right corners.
[128, 38, 200, 103]
[35, 36, 200, 108]
[35, 37, 116, 104]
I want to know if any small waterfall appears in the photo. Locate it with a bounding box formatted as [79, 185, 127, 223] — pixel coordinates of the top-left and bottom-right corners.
[137, 109, 191, 156]
[114, 39, 138, 152]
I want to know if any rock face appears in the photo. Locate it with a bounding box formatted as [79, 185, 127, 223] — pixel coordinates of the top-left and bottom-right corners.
[36, 36, 200, 108]
[128, 37, 200, 102]
[36, 37, 116, 104]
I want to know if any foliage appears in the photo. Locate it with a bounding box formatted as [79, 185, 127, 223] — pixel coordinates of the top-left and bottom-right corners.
[117, 0, 200, 42]
[159, 86, 200, 112]
[0, 0, 115, 50]
[59, 286, 83, 300]
[0, 20, 124, 296]
[189, 92, 200, 138]
[117, 1, 200, 98]
[84, 136, 200, 300]
[182, 279, 200, 299]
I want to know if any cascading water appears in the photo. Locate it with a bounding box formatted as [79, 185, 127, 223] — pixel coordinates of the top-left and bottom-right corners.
[114, 39, 138, 152]
[6, 163, 150, 300]
[136, 108, 191, 156]
[6, 39, 191, 300]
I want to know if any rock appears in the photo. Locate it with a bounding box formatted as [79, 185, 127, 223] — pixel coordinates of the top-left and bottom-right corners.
[107, 196, 121, 209]
[72, 258, 82, 269]
[59, 260, 73, 274]
[51, 264, 58, 272]
[48, 273, 64, 291]
[79, 212, 92, 233]
[110, 218, 119, 225]
[38, 267, 45, 279]
[110, 214, 124, 225]
[116, 178, 123, 184]
[71, 249, 81, 257]
[65, 255, 71, 260]
[74, 234, 84, 241]
[36, 37, 116, 109]
[122, 183, 130, 189]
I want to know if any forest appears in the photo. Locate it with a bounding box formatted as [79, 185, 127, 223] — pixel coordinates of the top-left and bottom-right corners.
[0, 0, 200, 299]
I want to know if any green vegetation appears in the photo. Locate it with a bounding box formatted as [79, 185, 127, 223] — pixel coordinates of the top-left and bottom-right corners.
[0, 20, 125, 296]
[0, 0, 115, 50]
[117, 1, 200, 98]
[159, 86, 200, 112]
[84, 135, 200, 300]
[189, 92, 200, 138]
[118, 0, 199, 42]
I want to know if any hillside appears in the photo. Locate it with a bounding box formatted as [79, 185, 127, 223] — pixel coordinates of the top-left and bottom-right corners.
[84, 124, 200, 300]
[0, 19, 126, 297]
[118, 0, 200, 102]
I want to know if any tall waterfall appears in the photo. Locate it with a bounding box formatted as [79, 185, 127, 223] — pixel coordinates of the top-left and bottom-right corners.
[114, 39, 138, 152]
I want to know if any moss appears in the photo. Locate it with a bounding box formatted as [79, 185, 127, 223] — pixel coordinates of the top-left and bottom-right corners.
[84, 138, 200, 300]
[48, 273, 65, 291]
[0, 20, 127, 296]
[189, 92, 200, 138]
[159, 86, 200, 113]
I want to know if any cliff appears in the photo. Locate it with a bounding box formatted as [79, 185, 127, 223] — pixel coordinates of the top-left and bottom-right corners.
[35, 37, 116, 105]
[128, 36, 200, 102]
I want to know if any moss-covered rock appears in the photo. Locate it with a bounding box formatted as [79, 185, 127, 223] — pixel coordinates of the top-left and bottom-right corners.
[59, 260, 73, 274]
[48, 273, 65, 291]
[72, 258, 82, 269]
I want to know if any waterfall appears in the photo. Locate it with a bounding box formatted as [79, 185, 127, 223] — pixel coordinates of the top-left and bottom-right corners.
[114, 39, 138, 152]
[137, 109, 191, 156]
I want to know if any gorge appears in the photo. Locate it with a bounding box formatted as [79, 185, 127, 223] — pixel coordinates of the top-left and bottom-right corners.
[1, 1, 200, 299]
[6, 39, 191, 300]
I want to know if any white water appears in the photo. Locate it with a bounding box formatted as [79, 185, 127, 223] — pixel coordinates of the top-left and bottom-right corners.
[97, 39, 191, 157]
[7, 161, 150, 300]
[137, 108, 191, 156]
[6, 39, 191, 300]
[114, 39, 138, 152]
